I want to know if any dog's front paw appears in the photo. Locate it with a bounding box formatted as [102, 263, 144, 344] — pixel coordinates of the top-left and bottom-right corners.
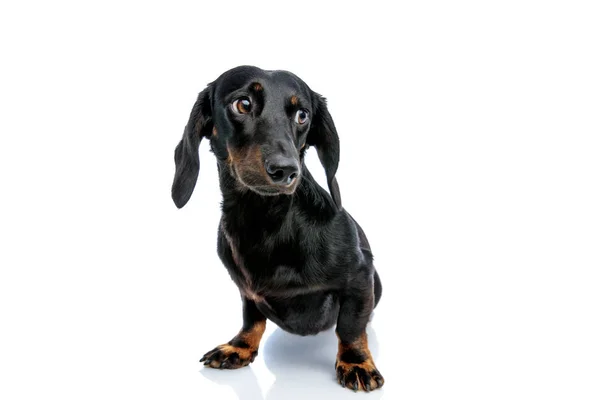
[200, 344, 258, 369]
[335, 359, 384, 392]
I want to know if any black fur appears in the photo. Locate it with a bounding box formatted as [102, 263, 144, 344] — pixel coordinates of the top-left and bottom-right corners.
[172, 66, 383, 391]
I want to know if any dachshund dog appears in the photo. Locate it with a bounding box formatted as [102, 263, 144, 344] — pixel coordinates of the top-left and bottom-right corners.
[172, 66, 384, 392]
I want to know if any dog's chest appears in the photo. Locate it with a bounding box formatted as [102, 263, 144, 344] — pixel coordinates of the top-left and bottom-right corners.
[220, 226, 317, 299]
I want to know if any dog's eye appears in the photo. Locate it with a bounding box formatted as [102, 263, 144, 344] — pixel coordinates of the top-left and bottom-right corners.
[295, 109, 309, 124]
[232, 97, 252, 114]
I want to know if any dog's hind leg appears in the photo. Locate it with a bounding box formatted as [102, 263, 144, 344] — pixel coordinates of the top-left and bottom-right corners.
[374, 269, 382, 308]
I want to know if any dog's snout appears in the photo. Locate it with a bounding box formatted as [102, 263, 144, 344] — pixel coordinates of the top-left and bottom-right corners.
[265, 156, 299, 185]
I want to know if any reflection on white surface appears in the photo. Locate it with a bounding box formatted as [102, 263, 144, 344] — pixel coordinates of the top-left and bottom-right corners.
[201, 365, 264, 400]
[201, 324, 384, 400]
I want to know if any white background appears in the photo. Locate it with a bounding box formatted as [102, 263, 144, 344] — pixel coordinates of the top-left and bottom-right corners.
[1, 1, 599, 399]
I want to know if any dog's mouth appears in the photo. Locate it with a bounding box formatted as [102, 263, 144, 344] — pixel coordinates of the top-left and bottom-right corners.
[249, 181, 299, 196]
[236, 172, 300, 196]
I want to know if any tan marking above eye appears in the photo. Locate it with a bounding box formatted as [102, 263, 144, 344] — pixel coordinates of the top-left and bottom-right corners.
[290, 95, 298, 105]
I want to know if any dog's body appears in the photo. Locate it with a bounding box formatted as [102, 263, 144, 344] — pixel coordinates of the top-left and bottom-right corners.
[172, 66, 384, 391]
[218, 165, 383, 336]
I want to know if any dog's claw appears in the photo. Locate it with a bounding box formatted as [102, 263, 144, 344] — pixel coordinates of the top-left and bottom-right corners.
[336, 361, 384, 391]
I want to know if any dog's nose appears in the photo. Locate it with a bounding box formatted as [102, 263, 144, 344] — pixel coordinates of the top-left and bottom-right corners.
[265, 156, 299, 185]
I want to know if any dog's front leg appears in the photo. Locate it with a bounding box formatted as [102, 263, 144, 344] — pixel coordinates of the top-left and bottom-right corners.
[335, 281, 384, 391]
[200, 297, 266, 369]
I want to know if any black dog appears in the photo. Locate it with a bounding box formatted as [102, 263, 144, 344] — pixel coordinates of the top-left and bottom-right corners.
[172, 66, 384, 392]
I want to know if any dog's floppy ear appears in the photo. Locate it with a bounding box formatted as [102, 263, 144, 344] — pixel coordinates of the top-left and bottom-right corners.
[171, 86, 213, 208]
[307, 93, 342, 210]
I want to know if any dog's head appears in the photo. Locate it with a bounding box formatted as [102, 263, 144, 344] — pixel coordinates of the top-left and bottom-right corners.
[171, 65, 341, 209]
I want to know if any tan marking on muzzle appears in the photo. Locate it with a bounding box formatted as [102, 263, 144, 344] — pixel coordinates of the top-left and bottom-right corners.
[226, 144, 270, 185]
